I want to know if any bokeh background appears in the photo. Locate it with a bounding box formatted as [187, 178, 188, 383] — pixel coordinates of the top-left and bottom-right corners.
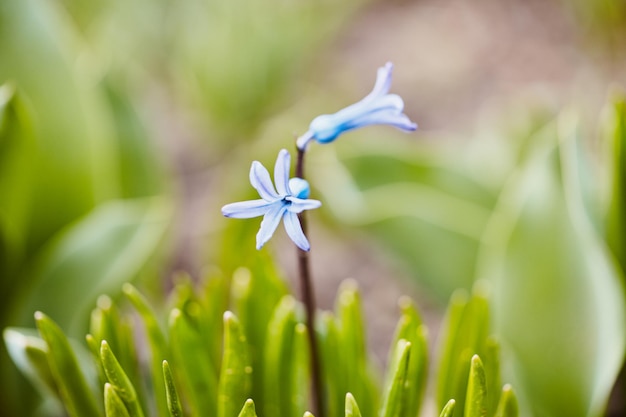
[2, 0, 626, 416]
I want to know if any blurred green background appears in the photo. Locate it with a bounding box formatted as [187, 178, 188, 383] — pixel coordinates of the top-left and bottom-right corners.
[2, 0, 626, 416]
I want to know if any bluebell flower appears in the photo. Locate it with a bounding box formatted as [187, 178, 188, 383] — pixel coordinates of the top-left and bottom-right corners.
[296, 62, 417, 150]
[222, 149, 322, 251]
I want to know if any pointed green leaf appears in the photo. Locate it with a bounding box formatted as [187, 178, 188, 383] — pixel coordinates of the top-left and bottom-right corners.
[101, 341, 144, 417]
[123, 283, 169, 417]
[199, 270, 230, 373]
[465, 355, 487, 417]
[35, 312, 101, 417]
[105, 383, 131, 417]
[390, 297, 428, 417]
[89, 295, 140, 404]
[290, 323, 310, 417]
[494, 385, 518, 417]
[218, 311, 252, 417]
[317, 311, 343, 417]
[436, 286, 492, 414]
[345, 393, 362, 417]
[238, 399, 257, 417]
[90, 295, 135, 370]
[483, 339, 501, 416]
[263, 296, 297, 417]
[436, 290, 469, 411]
[231, 265, 288, 409]
[168, 308, 217, 417]
[439, 400, 456, 417]
[336, 280, 377, 417]
[3, 328, 60, 404]
[380, 339, 411, 417]
[162, 361, 184, 417]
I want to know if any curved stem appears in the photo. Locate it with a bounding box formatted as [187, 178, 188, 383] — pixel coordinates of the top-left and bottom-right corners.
[295, 146, 324, 417]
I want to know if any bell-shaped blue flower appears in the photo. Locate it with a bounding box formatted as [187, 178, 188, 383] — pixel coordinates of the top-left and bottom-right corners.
[296, 62, 417, 150]
[222, 149, 321, 251]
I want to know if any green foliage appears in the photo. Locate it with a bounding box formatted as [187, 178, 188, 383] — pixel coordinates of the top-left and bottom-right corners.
[476, 111, 626, 417]
[318, 97, 626, 417]
[436, 285, 505, 417]
[605, 95, 626, 271]
[320, 140, 498, 299]
[34, 312, 101, 417]
[0, 1, 171, 413]
[5, 258, 514, 417]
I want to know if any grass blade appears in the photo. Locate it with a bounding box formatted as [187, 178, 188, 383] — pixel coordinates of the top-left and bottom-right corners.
[162, 360, 184, 417]
[35, 312, 101, 417]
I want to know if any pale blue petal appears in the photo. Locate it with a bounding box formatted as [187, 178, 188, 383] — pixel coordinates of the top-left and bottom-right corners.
[222, 199, 272, 218]
[256, 203, 287, 249]
[351, 111, 417, 132]
[286, 197, 322, 213]
[274, 149, 291, 196]
[309, 95, 406, 143]
[250, 160, 279, 201]
[362, 62, 393, 103]
[283, 211, 310, 251]
[361, 94, 405, 115]
[288, 178, 310, 199]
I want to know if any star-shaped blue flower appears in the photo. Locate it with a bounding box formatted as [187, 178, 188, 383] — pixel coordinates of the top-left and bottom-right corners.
[222, 149, 322, 251]
[297, 62, 417, 150]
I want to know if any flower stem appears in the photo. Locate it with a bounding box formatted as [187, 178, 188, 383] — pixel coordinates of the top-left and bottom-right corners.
[295, 146, 324, 417]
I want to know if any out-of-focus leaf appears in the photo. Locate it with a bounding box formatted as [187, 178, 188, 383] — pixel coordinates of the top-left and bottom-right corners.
[464, 355, 487, 417]
[35, 312, 101, 417]
[0, 84, 35, 288]
[218, 312, 252, 417]
[566, 0, 626, 52]
[231, 266, 288, 408]
[162, 361, 184, 417]
[238, 399, 258, 417]
[168, 308, 217, 417]
[379, 339, 411, 417]
[100, 341, 144, 417]
[335, 280, 377, 417]
[20, 197, 171, 335]
[290, 323, 310, 417]
[123, 283, 169, 417]
[436, 287, 491, 414]
[388, 297, 428, 417]
[172, 0, 363, 141]
[89, 295, 140, 397]
[263, 296, 298, 417]
[314, 143, 496, 300]
[102, 80, 166, 199]
[605, 95, 626, 270]
[0, 0, 119, 250]
[3, 327, 61, 412]
[478, 117, 626, 417]
[105, 383, 131, 417]
[494, 385, 518, 417]
[345, 393, 362, 417]
[199, 270, 230, 373]
[317, 311, 343, 417]
[439, 400, 456, 417]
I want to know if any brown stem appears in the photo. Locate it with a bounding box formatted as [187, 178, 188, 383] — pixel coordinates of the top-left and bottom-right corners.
[295, 146, 324, 417]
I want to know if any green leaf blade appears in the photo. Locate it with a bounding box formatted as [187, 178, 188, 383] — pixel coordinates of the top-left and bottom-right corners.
[35, 312, 101, 417]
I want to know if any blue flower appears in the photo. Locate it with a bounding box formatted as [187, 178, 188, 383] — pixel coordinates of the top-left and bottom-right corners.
[222, 149, 322, 251]
[296, 62, 417, 150]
